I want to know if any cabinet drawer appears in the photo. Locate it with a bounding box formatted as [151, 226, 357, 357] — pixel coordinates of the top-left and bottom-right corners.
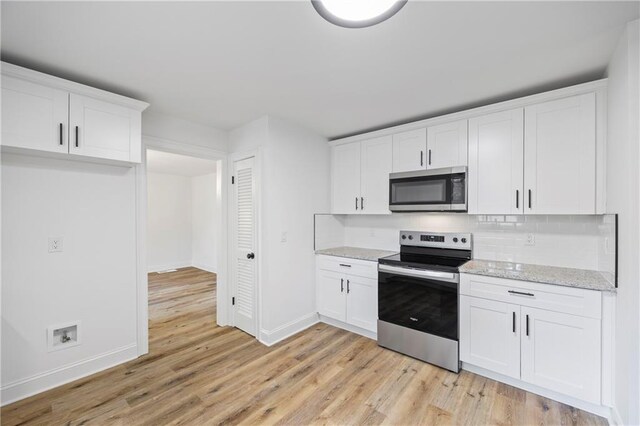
[460, 274, 601, 319]
[317, 255, 378, 279]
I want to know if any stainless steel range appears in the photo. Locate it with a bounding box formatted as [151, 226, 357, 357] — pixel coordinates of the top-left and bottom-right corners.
[377, 231, 472, 372]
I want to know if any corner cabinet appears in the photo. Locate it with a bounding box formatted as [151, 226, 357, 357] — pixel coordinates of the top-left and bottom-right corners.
[316, 255, 378, 335]
[1, 62, 148, 165]
[460, 273, 603, 405]
[331, 136, 392, 214]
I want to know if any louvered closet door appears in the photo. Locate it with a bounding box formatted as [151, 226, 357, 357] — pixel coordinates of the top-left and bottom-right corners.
[233, 157, 257, 336]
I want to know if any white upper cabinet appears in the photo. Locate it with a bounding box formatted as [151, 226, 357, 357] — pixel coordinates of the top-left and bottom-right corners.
[331, 142, 361, 214]
[331, 136, 392, 215]
[360, 136, 392, 214]
[1, 76, 69, 154]
[524, 93, 596, 214]
[69, 94, 142, 163]
[426, 119, 468, 169]
[468, 109, 524, 214]
[1, 62, 148, 165]
[392, 128, 426, 172]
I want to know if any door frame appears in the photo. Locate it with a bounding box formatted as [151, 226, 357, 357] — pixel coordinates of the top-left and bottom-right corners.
[227, 149, 262, 338]
[135, 135, 229, 356]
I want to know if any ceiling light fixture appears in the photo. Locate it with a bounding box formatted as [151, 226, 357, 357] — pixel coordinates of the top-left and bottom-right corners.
[312, 0, 407, 28]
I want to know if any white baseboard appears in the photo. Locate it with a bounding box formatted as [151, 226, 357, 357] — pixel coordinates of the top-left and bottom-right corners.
[191, 261, 217, 273]
[609, 406, 624, 426]
[147, 261, 191, 273]
[461, 362, 612, 419]
[259, 313, 319, 346]
[318, 315, 377, 340]
[1, 343, 138, 406]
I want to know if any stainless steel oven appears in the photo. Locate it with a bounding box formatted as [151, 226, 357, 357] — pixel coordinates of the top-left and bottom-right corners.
[377, 231, 472, 372]
[389, 166, 467, 212]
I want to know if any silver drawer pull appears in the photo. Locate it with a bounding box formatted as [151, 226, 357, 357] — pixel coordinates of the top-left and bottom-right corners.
[339, 263, 352, 268]
[508, 290, 535, 297]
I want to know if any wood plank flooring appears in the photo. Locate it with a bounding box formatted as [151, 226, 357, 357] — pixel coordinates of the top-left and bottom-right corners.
[2, 267, 607, 425]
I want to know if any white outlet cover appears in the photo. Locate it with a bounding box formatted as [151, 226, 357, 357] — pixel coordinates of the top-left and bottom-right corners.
[281, 232, 287, 243]
[48, 237, 63, 253]
[525, 233, 535, 246]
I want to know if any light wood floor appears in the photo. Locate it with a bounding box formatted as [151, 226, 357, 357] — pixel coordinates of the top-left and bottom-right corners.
[2, 267, 607, 425]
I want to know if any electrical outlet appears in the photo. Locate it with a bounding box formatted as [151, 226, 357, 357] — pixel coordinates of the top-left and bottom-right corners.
[281, 232, 287, 243]
[525, 233, 535, 246]
[48, 237, 63, 253]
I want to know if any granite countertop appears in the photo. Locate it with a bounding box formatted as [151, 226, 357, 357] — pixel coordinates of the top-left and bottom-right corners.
[315, 246, 398, 262]
[460, 259, 616, 292]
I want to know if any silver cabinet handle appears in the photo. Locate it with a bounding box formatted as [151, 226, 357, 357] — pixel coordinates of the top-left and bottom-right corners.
[360, 197, 364, 210]
[516, 189, 519, 209]
[512, 312, 516, 333]
[428, 149, 432, 165]
[339, 263, 351, 268]
[346, 279, 350, 294]
[59, 123, 63, 146]
[340, 278, 344, 293]
[526, 314, 530, 336]
[355, 197, 358, 210]
[75, 126, 79, 147]
[528, 189, 532, 209]
[420, 151, 424, 166]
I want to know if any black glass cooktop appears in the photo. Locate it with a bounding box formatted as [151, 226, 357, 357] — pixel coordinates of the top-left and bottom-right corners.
[379, 246, 471, 273]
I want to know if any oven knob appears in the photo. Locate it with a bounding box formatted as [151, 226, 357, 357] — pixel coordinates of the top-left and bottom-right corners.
[453, 237, 458, 243]
[401, 235, 407, 240]
[461, 238, 467, 243]
[408, 235, 413, 240]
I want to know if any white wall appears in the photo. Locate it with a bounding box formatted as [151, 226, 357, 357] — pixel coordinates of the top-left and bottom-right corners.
[147, 172, 218, 273]
[147, 172, 193, 272]
[1, 154, 138, 404]
[229, 115, 330, 343]
[192, 173, 218, 272]
[605, 19, 640, 426]
[142, 111, 229, 152]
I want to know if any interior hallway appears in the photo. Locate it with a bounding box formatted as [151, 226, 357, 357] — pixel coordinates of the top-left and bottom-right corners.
[1, 268, 606, 425]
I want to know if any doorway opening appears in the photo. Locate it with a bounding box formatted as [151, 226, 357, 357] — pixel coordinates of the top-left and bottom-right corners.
[145, 149, 222, 340]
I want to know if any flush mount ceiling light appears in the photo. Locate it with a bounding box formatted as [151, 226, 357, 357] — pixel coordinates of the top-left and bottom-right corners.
[312, 0, 407, 28]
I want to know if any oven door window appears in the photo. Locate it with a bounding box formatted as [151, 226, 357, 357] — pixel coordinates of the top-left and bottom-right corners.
[390, 176, 450, 206]
[378, 271, 458, 340]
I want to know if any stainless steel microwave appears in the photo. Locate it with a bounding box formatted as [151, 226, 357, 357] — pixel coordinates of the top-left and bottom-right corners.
[389, 166, 467, 212]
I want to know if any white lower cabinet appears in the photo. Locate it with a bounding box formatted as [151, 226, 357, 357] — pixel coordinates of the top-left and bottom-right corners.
[520, 306, 601, 403]
[460, 296, 520, 379]
[316, 255, 378, 334]
[460, 273, 602, 405]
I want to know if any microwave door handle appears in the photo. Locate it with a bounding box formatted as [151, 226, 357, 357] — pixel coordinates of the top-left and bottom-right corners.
[378, 264, 458, 283]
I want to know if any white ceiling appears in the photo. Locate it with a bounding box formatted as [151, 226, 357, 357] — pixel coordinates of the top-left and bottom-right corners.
[146, 150, 218, 177]
[2, 1, 638, 139]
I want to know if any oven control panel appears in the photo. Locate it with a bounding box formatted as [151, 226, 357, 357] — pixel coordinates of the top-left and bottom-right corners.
[399, 231, 472, 250]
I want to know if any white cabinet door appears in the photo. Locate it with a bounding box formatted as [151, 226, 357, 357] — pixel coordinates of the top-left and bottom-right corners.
[1, 76, 69, 153]
[524, 93, 596, 214]
[360, 136, 392, 214]
[345, 275, 377, 332]
[331, 142, 361, 214]
[460, 295, 521, 379]
[69, 94, 142, 163]
[521, 306, 601, 404]
[392, 128, 427, 172]
[317, 270, 347, 322]
[426, 120, 468, 169]
[468, 108, 524, 214]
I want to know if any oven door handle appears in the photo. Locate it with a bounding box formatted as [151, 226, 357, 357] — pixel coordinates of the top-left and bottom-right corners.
[378, 264, 459, 283]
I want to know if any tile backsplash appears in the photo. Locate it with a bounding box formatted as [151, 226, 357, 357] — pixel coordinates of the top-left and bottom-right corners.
[315, 213, 617, 277]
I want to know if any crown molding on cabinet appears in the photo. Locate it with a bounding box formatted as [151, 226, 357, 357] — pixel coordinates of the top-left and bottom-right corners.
[1, 61, 149, 112]
[329, 79, 607, 146]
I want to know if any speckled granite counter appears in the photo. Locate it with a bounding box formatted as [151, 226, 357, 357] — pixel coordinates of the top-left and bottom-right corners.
[315, 246, 397, 262]
[460, 259, 616, 292]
